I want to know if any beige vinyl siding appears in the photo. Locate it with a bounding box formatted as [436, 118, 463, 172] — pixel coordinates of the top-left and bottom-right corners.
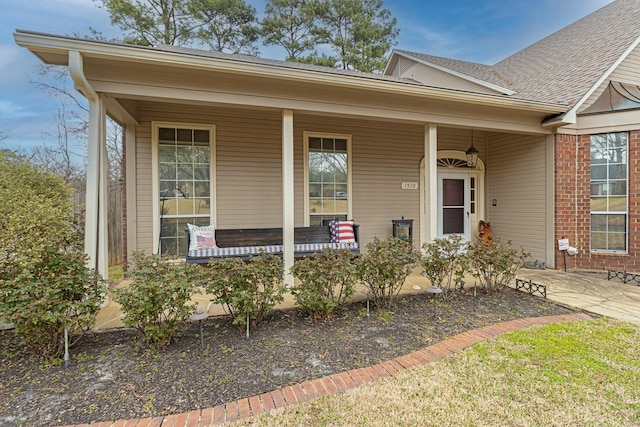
[397, 62, 502, 95]
[133, 103, 502, 253]
[607, 46, 640, 84]
[295, 114, 424, 247]
[134, 107, 430, 251]
[134, 103, 284, 253]
[436, 127, 487, 160]
[580, 46, 640, 112]
[486, 133, 548, 262]
[135, 125, 153, 252]
[388, 56, 415, 77]
[215, 110, 282, 228]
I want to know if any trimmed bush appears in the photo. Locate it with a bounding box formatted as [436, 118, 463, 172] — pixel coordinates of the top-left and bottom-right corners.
[0, 241, 104, 358]
[467, 238, 529, 293]
[290, 248, 357, 320]
[0, 153, 104, 359]
[356, 237, 419, 308]
[114, 252, 199, 347]
[204, 253, 285, 328]
[420, 235, 469, 298]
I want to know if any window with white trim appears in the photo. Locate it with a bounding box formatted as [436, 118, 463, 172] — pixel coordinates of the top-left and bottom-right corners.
[590, 132, 627, 252]
[306, 135, 351, 226]
[155, 124, 214, 256]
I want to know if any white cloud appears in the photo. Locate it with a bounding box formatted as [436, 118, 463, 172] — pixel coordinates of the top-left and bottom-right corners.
[0, 44, 38, 88]
[0, 99, 37, 120]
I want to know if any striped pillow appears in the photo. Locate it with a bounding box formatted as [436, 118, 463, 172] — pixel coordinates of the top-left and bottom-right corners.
[329, 220, 356, 243]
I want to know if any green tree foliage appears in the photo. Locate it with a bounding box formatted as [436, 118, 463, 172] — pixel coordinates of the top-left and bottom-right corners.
[261, 0, 321, 61]
[0, 152, 104, 358]
[313, 0, 399, 72]
[99, 0, 260, 53]
[98, 0, 399, 71]
[99, 0, 194, 45]
[191, 0, 260, 54]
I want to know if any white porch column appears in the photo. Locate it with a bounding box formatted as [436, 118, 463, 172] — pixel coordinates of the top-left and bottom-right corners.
[282, 109, 295, 287]
[84, 96, 108, 278]
[125, 125, 137, 256]
[70, 50, 108, 279]
[97, 99, 109, 278]
[422, 123, 438, 246]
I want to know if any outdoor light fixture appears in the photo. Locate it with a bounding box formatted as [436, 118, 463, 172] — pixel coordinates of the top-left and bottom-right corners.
[466, 130, 479, 168]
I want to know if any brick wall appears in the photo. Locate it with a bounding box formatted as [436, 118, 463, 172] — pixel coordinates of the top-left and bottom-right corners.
[554, 130, 640, 272]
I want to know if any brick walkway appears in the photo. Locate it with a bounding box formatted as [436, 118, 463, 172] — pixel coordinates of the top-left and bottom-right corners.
[59, 313, 592, 427]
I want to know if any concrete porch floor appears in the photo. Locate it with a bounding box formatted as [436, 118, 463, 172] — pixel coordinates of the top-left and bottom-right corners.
[94, 267, 640, 330]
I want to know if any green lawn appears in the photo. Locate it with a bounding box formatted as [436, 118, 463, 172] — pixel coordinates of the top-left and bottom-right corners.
[234, 317, 640, 426]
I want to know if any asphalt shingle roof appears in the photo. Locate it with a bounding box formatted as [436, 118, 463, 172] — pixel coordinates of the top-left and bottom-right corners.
[393, 50, 513, 90]
[154, 44, 419, 86]
[398, 0, 640, 107]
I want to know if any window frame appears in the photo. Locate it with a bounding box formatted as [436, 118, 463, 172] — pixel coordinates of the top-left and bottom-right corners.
[590, 131, 628, 253]
[152, 121, 216, 256]
[303, 132, 353, 227]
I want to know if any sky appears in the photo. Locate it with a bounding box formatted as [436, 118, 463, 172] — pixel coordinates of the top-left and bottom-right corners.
[0, 0, 614, 153]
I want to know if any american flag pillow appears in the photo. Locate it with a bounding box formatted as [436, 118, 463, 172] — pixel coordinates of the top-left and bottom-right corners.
[187, 223, 217, 251]
[196, 234, 214, 248]
[329, 220, 356, 243]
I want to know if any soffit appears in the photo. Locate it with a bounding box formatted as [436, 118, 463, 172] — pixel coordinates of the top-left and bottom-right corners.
[84, 57, 554, 133]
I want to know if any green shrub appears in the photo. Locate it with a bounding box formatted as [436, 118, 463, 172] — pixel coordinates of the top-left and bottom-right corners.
[290, 248, 357, 320]
[114, 252, 199, 347]
[0, 153, 105, 359]
[356, 237, 419, 308]
[204, 254, 285, 328]
[467, 239, 529, 293]
[0, 243, 105, 358]
[420, 235, 469, 298]
[0, 151, 73, 270]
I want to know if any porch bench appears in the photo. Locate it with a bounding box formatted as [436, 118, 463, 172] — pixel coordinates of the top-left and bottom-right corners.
[185, 225, 360, 263]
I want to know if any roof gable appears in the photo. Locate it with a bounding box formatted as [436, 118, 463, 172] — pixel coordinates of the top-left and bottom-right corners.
[386, 0, 640, 119]
[387, 50, 515, 95]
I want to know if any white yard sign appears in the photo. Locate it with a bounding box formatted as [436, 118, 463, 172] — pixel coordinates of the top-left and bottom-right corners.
[558, 239, 570, 251]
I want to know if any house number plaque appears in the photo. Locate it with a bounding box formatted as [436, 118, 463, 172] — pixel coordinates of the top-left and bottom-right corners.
[401, 182, 419, 190]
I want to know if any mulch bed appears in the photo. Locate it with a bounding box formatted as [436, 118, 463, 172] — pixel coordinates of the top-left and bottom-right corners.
[0, 287, 578, 426]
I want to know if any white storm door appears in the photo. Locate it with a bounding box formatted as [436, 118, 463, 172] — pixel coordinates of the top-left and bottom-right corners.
[437, 172, 470, 241]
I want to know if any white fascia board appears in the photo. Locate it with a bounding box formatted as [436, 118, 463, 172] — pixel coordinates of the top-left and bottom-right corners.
[14, 31, 566, 115]
[396, 50, 516, 96]
[382, 50, 400, 75]
[547, 34, 640, 128]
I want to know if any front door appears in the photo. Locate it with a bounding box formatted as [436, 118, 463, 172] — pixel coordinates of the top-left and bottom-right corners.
[437, 172, 470, 241]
